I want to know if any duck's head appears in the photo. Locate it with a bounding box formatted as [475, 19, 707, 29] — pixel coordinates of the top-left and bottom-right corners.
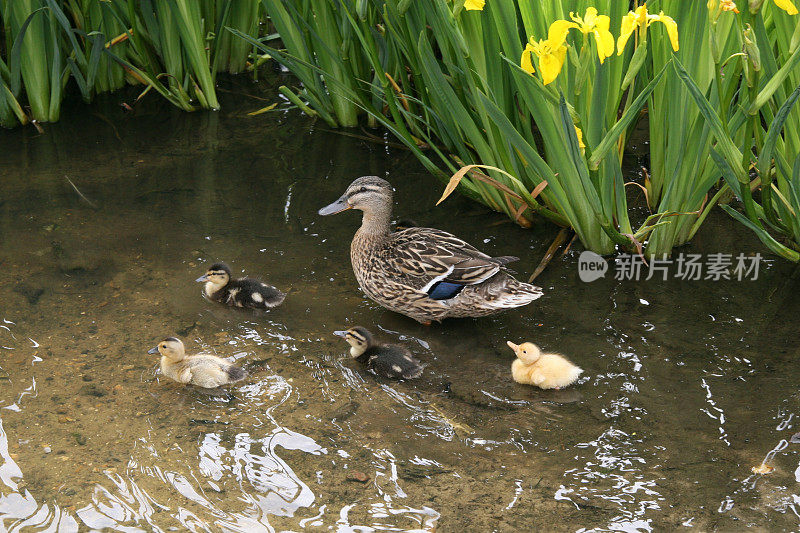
[195, 263, 231, 290]
[506, 341, 542, 364]
[148, 337, 186, 361]
[318, 176, 393, 216]
[334, 326, 375, 357]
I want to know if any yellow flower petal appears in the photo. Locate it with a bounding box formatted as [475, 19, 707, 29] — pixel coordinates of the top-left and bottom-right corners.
[575, 126, 586, 150]
[584, 7, 598, 27]
[547, 19, 575, 47]
[539, 51, 564, 85]
[464, 0, 485, 11]
[654, 12, 679, 51]
[542, 44, 568, 85]
[617, 12, 639, 54]
[634, 4, 649, 24]
[721, 0, 740, 12]
[520, 45, 535, 74]
[570, 6, 598, 32]
[775, 0, 799, 14]
[593, 15, 615, 63]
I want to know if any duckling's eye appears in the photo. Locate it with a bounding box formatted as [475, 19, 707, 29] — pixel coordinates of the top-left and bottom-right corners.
[359, 186, 367, 193]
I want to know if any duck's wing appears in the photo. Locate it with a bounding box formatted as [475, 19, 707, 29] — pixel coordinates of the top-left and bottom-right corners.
[187, 356, 232, 387]
[387, 228, 517, 292]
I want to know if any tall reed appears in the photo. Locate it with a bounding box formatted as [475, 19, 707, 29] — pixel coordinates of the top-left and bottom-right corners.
[244, 0, 800, 262]
[246, 0, 676, 254]
[0, 0, 263, 127]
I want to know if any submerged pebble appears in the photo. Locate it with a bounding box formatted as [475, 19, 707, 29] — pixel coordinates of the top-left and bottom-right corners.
[346, 471, 370, 483]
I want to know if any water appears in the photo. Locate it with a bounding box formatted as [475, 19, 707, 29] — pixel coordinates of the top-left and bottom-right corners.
[1, 74, 800, 531]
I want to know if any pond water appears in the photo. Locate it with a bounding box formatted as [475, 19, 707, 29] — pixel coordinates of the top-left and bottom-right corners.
[1, 73, 800, 532]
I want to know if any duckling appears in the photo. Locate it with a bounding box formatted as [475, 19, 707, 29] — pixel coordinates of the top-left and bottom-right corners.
[196, 262, 285, 310]
[148, 337, 247, 388]
[506, 341, 582, 390]
[335, 326, 423, 380]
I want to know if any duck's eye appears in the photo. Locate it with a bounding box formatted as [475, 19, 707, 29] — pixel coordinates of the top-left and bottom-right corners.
[161, 344, 166, 349]
[359, 186, 367, 193]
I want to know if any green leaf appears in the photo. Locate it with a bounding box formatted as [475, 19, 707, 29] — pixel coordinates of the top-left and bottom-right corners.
[749, 40, 800, 115]
[673, 56, 746, 182]
[757, 83, 800, 179]
[8, 6, 48, 96]
[721, 205, 799, 261]
[589, 59, 671, 170]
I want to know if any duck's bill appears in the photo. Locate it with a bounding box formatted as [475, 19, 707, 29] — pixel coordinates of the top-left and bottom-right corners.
[506, 341, 519, 351]
[195, 275, 208, 282]
[333, 330, 348, 338]
[147, 346, 160, 354]
[318, 195, 351, 216]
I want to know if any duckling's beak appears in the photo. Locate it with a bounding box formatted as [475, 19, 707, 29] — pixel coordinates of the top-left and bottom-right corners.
[506, 341, 520, 353]
[195, 274, 208, 282]
[333, 330, 348, 338]
[318, 194, 351, 216]
[147, 346, 160, 355]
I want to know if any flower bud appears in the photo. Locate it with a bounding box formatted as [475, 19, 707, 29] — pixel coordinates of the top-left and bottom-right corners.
[749, 0, 766, 13]
[743, 24, 761, 72]
[708, 0, 721, 23]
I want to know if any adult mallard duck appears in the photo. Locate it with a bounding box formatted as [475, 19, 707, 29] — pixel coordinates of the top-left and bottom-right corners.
[318, 176, 543, 324]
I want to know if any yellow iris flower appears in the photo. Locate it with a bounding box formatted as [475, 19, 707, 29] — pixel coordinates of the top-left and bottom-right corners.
[708, 0, 739, 23]
[720, 0, 740, 11]
[775, 0, 799, 14]
[617, 4, 679, 55]
[708, 0, 740, 14]
[569, 7, 615, 63]
[520, 20, 572, 85]
[464, 0, 485, 11]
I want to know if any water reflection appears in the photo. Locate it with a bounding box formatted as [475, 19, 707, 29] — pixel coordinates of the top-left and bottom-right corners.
[1, 76, 800, 531]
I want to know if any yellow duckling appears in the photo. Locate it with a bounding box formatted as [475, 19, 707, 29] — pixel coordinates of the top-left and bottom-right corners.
[148, 337, 247, 388]
[506, 341, 582, 390]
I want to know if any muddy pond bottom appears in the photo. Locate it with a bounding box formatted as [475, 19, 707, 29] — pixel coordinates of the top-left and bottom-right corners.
[1, 77, 800, 531]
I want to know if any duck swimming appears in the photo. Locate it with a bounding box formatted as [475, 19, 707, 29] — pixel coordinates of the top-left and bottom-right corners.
[335, 326, 424, 379]
[148, 337, 247, 388]
[196, 262, 285, 310]
[318, 176, 543, 324]
[506, 341, 582, 390]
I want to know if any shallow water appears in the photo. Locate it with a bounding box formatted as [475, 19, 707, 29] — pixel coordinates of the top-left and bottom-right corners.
[1, 74, 800, 532]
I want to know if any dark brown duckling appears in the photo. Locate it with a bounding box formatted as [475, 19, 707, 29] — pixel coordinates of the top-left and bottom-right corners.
[334, 326, 423, 379]
[196, 262, 285, 310]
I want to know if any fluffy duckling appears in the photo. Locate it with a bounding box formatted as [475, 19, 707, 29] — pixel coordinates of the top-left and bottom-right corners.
[148, 337, 247, 388]
[506, 341, 582, 390]
[196, 262, 285, 310]
[335, 326, 423, 380]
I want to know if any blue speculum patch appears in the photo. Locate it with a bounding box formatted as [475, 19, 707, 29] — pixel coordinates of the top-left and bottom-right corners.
[427, 281, 464, 300]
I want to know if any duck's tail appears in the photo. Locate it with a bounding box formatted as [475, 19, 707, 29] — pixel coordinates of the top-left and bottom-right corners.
[226, 365, 248, 383]
[491, 276, 543, 309]
[461, 272, 543, 315]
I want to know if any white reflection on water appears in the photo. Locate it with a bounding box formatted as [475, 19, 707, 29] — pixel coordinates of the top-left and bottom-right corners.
[1, 419, 81, 532]
[75, 402, 325, 530]
[568, 427, 662, 530]
[700, 378, 730, 446]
